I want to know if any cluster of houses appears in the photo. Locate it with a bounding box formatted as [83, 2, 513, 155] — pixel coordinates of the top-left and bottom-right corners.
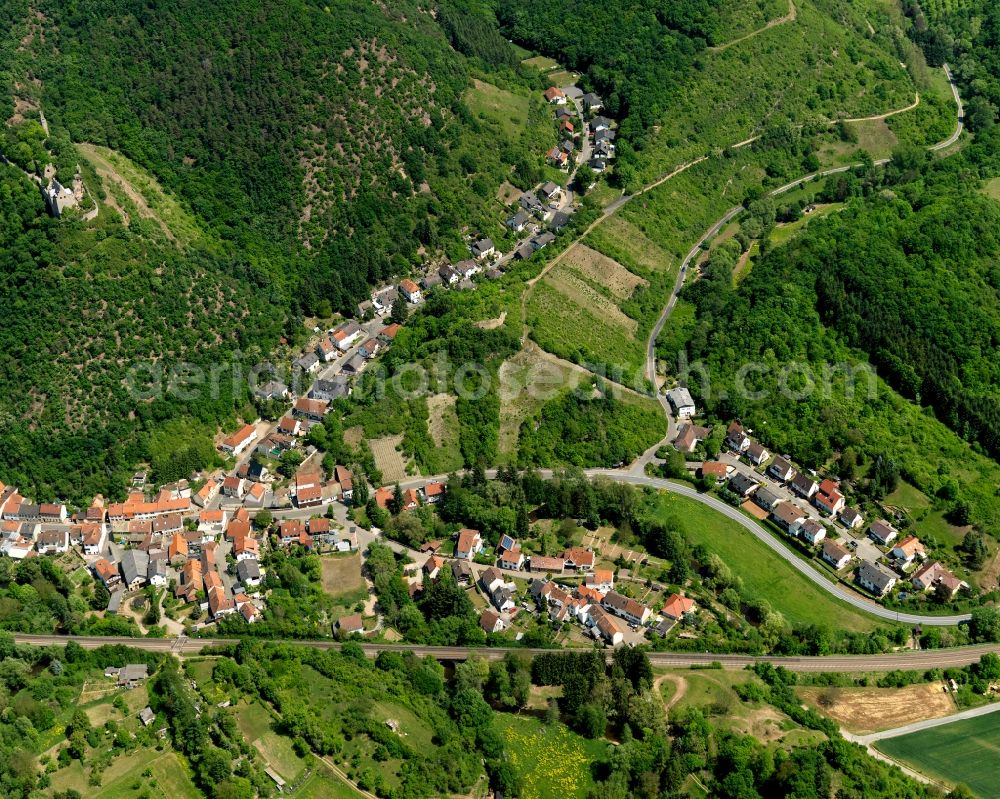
[542, 87, 616, 175]
[681, 421, 968, 603]
[415, 528, 696, 647]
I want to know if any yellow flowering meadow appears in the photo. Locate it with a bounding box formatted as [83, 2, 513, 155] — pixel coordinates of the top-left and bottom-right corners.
[494, 713, 605, 799]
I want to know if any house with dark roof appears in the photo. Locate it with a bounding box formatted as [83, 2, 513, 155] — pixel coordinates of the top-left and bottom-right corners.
[120, 550, 149, 590]
[856, 560, 896, 597]
[767, 456, 795, 482]
[821, 539, 852, 570]
[728, 472, 759, 498]
[867, 519, 899, 546]
[790, 473, 819, 500]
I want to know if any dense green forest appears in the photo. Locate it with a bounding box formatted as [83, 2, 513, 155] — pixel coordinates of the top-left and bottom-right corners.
[671, 129, 1000, 530]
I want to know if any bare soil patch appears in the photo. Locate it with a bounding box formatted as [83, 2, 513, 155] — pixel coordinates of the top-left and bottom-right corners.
[798, 683, 956, 734]
[496, 181, 522, 205]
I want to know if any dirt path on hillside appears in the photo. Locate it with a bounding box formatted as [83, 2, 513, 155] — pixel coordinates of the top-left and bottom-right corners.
[78, 142, 176, 243]
[655, 673, 689, 712]
[709, 0, 798, 53]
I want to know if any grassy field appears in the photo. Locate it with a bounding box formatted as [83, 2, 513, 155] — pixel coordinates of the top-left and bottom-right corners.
[50, 750, 201, 799]
[767, 203, 845, 248]
[526, 281, 643, 374]
[493, 712, 608, 799]
[587, 216, 676, 275]
[647, 492, 881, 631]
[292, 766, 366, 798]
[521, 55, 559, 71]
[712, 0, 790, 45]
[981, 177, 1000, 200]
[877, 713, 1000, 798]
[465, 79, 531, 139]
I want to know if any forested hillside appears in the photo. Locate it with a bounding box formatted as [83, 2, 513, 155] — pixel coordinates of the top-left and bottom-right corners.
[18, 0, 528, 313]
[0, 0, 535, 501]
[672, 130, 1000, 530]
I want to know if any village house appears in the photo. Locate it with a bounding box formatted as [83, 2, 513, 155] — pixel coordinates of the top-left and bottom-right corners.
[839, 506, 864, 530]
[771, 501, 806, 534]
[399, 278, 422, 303]
[699, 462, 729, 482]
[234, 536, 259, 561]
[422, 481, 445, 504]
[891, 535, 927, 566]
[799, 519, 827, 545]
[236, 558, 262, 588]
[82, 524, 107, 556]
[532, 231, 556, 250]
[293, 352, 320, 374]
[480, 567, 505, 595]
[337, 614, 364, 635]
[725, 422, 750, 452]
[587, 606, 624, 646]
[790, 473, 819, 500]
[373, 287, 399, 315]
[868, 519, 899, 546]
[549, 210, 572, 231]
[602, 591, 651, 626]
[245, 482, 267, 507]
[220, 423, 258, 456]
[359, 338, 381, 360]
[752, 486, 783, 512]
[294, 471, 324, 509]
[342, 353, 367, 375]
[591, 115, 612, 133]
[293, 397, 329, 422]
[746, 441, 769, 466]
[586, 569, 614, 594]
[310, 376, 351, 403]
[543, 86, 566, 104]
[451, 559, 474, 585]
[480, 609, 507, 634]
[665, 387, 696, 418]
[168, 533, 188, 566]
[767, 456, 796, 482]
[332, 320, 364, 351]
[728, 472, 759, 498]
[111, 664, 149, 688]
[120, 549, 149, 591]
[256, 380, 289, 401]
[455, 528, 484, 560]
[821, 539, 852, 570]
[507, 210, 531, 232]
[674, 423, 710, 453]
[193, 480, 220, 508]
[148, 558, 168, 587]
[912, 561, 965, 596]
[662, 593, 696, 621]
[378, 323, 402, 345]
[334, 466, 354, 502]
[529, 554, 565, 574]
[221, 476, 245, 499]
[315, 338, 338, 363]
[471, 238, 495, 260]
[583, 92, 603, 113]
[438, 264, 460, 285]
[176, 559, 202, 603]
[561, 546, 595, 571]
[498, 546, 525, 571]
[856, 560, 897, 597]
[198, 509, 228, 535]
[539, 181, 561, 201]
[36, 527, 69, 554]
[546, 146, 569, 168]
